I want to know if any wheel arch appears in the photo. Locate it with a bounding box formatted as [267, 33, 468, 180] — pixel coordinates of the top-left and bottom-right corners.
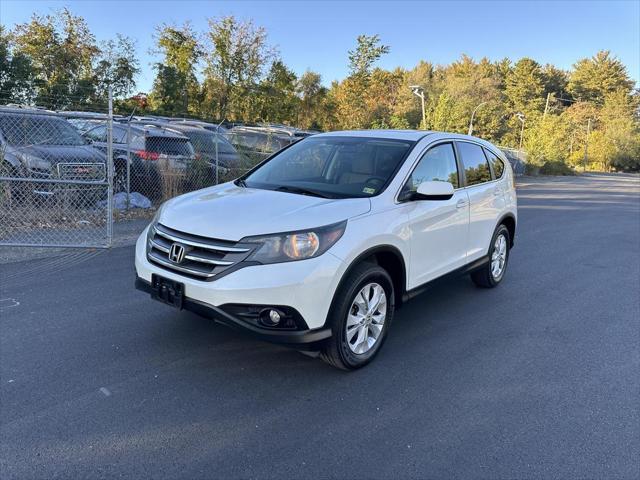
[497, 213, 516, 248]
[331, 245, 408, 313]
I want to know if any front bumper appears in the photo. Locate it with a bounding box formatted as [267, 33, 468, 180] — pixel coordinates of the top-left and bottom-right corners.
[134, 227, 345, 344]
[135, 277, 331, 347]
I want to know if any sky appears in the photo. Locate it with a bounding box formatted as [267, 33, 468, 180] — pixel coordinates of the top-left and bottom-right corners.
[1, 0, 638, 93]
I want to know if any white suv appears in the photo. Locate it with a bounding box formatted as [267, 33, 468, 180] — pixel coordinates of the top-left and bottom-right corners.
[135, 130, 517, 369]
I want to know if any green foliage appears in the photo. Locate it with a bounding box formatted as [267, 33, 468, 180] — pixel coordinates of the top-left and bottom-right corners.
[348, 34, 390, 77]
[151, 22, 201, 114]
[2, 7, 638, 173]
[568, 51, 635, 104]
[539, 161, 575, 175]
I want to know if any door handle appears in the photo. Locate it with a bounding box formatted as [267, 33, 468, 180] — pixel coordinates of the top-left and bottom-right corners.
[456, 199, 468, 209]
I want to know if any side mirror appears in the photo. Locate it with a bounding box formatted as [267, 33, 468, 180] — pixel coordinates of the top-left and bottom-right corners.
[414, 181, 454, 200]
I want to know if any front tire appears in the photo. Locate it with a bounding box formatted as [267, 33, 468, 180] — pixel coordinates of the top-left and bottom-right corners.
[471, 224, 511, 288]
[320, 263, 395, 370]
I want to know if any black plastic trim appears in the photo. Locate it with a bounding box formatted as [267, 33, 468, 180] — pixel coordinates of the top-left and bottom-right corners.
[402, 255, 490, 302]
[135, 277, 331, 347]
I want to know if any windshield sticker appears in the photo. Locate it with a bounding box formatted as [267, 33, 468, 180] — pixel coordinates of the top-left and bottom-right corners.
[362, 187, 376, 194]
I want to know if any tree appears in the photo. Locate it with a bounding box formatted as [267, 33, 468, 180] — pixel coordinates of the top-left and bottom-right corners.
[0, 26, 37, 104]
[257, 60, 298, 123]
[333, 34, 390, 129]
[152, 23, 201, 114]
[12, 8, 99, 108]
[568, 51, 635, 104]
[93, 34, 139, 100]
[148, 65, 185, 115]
[202, 16, 273, 120]
[296, 70, 328, 130]
[348, 34, 390, 77]
[505, 58, 545, 117]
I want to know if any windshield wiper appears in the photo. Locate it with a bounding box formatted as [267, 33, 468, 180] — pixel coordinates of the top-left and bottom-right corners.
[274, 185, 330, 198]
[235, 178, 247, 187]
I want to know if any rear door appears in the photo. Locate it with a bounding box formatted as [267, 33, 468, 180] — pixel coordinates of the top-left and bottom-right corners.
[403, 141, 470, 287]
[456, 141, 503, 261]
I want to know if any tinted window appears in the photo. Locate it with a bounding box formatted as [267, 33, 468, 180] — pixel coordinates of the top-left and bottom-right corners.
[112, 126, 128, 144]
[85, 125, 107, 142]
[401, 143, 458, 200]
[243, 136, 414, 199]
[483, 148, 505, 179]
[458, 142, 491, 186]
[145, 137, 194, 156]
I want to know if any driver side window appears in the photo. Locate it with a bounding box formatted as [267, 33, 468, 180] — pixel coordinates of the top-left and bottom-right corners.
[400, 143, 459, 200]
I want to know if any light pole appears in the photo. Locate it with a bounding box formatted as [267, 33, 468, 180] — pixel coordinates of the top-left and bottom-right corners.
[468, 102, 487, 136]
[410, 85, 426, 129]
[516, 112, 526, 151]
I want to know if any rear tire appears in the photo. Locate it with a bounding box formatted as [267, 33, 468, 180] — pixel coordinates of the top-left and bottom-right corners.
[320, 263, 395, 370]
[471, 224, 510, 288]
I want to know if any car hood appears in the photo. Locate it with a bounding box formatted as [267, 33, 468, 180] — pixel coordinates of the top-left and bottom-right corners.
[158, 182, 371, 241]
[13, 144, 106, 167]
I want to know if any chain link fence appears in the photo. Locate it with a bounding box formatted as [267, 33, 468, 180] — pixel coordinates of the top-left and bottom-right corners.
[498, 146, 527, 176]
[0, 97, 303, 248]
[0, 108, 113, 247]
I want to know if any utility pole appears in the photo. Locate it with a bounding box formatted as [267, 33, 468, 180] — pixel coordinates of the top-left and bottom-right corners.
[583, 118, 591, 172]
[543, 92, 552, 118]
[468, 102, 487, 136]
[410, 85, 426, 129]
[516, 112, 526, 151]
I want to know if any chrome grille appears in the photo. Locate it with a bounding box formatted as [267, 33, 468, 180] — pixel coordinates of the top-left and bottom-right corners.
[147, 223, 255, 280]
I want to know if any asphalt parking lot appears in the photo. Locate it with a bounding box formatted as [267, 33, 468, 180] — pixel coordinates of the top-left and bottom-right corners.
[1, 174, 639, 479]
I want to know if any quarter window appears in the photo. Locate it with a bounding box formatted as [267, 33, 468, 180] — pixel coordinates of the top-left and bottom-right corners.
[458, 142, 491, 186]
[400, 143, 459, 200]
[483, 148, 505, 179]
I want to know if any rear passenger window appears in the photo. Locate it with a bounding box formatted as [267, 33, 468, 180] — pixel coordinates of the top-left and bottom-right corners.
[85, 125, 107, 142]
[457, 142, 491, 186]
[483, 148, 505, 179]
[400, 143, 458, 200]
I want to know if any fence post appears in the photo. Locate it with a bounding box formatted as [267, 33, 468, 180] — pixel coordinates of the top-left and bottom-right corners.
[106, 86, 114, 247]
[126, 121, 131, 209]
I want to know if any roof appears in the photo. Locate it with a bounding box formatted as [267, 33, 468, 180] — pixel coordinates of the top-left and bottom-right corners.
[315, 129, 433, 141]
[113, 122, 189, 139]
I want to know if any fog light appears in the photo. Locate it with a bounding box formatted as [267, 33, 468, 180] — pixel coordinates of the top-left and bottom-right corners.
[259, 308, 282, 327]
[269, 309, 281, 324]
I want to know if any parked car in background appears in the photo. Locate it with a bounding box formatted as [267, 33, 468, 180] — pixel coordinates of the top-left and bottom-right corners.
[227, 125, 297, 160]
[0, 107, 107, 202]
[83, 122, 196, 198]
[128, 121, 242, 172]
[135, 130, 517, 370]
[168, 119, 228, 135]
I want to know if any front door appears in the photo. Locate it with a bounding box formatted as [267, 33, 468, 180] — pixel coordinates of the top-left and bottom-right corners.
[403, 142, 470, 288]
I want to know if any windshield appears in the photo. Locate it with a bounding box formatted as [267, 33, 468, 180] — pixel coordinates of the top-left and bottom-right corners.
[242, 136, 415, 199]
[0, 114, 87, 146]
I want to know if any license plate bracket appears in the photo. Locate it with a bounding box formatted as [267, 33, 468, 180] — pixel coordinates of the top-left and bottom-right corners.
[151, 274, 184, 309]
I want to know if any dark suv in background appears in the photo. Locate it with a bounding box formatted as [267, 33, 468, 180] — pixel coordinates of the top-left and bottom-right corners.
[128, 121, 242, 172]
[0, 107, 107, 201]
[84, 122, 197, 198]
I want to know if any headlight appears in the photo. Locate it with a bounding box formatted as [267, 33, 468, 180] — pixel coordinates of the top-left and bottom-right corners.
[243, 221, 346, 264]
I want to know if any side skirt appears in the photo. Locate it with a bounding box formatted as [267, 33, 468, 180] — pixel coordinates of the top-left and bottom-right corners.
[401, 255, 490, 303]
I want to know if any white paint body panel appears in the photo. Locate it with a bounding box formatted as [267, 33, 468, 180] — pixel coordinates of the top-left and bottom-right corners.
[135, 131, 518, 332]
